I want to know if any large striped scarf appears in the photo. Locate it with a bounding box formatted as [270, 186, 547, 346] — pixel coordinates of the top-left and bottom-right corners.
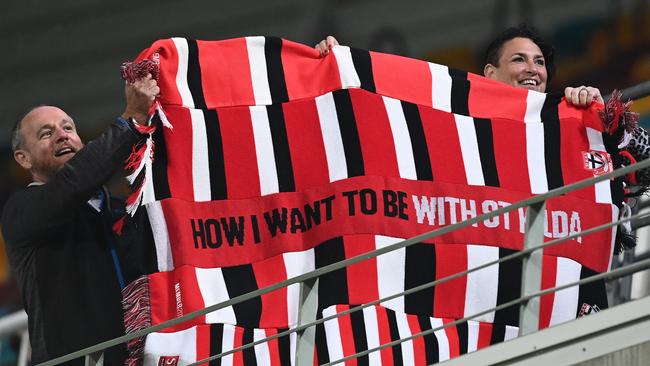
[120, 37, 621, 365]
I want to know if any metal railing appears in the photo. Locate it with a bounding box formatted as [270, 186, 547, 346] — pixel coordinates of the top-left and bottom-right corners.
[0, 80, 647, 365]
[35, 155, 650, 366]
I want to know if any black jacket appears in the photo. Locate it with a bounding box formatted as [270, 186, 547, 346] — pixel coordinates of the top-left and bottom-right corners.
[1, 121, 144, 365]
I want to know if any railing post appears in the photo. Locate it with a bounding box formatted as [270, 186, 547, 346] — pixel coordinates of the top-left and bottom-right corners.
[519, 201, 546, 336]
[84, 351, 103, 366]
[294, 278, 319, 366]
[18, 329, 29, 366]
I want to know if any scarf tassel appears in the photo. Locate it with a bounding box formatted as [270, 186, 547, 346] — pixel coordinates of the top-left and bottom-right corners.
[122, 276, 151, 366]
[124, 136, 155, 216]
[599, 89, 640, 139]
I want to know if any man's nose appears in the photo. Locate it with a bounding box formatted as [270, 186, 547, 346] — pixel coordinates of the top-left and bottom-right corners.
[53, 127, 70, 142]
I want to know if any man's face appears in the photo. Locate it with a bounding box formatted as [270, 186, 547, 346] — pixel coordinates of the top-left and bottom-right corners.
[14, 106, 84, 183]
[484, 37, 548, 92]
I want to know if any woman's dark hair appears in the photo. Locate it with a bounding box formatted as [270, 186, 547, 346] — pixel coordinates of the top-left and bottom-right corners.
[484, 23, 556, 81]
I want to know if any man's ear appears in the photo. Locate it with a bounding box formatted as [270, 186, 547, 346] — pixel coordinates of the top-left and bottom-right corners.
[14, 150, 32, 170]
[484, 64, 496, 79]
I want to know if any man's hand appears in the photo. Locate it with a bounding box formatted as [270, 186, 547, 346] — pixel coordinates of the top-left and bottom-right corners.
[122, 73, 160, 124]
[315, 36, 339, 56]
[564, 86, 603, 108]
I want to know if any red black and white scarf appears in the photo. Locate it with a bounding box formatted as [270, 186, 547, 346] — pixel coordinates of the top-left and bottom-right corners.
[120, 36, 622, 365]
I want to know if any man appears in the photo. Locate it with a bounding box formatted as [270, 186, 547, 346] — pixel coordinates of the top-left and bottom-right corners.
[1, 74, 159, 365]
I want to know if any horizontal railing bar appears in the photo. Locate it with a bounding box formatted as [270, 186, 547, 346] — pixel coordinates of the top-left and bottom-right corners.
[605, 80, 650, 102]
[39, 157, 650, 366]
[0, 311, 27, 338]
[324, 257, 650, 366]
[187, 209, 650, 365]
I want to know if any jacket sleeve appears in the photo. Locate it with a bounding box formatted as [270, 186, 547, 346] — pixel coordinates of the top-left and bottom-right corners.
[1, 121, 145, 246]
[624, 126, 650, 186]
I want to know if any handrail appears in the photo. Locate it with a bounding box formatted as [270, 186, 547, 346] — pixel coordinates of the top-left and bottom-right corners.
[323, 257, 650, 366]
[607, 80, 650, 102]
[0, 310, 27, 338]
[38, 156, 650, 366]
[187, 208, 650, 365]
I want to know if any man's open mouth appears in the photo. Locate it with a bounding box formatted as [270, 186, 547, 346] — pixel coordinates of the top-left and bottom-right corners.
[55, 147, 75, 157]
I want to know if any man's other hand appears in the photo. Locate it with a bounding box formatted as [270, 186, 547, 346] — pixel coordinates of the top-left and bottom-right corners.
[122, 73, 160, 124]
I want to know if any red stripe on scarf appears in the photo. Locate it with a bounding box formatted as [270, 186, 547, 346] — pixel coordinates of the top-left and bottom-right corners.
[539, 255, 558, 329]
[419, 107, 468, 184]
[406, 315, 427, 366]
[199, 38, 256, 108]
[150, 266, 206, 332]
[375, 306, 396, 366]
[195, 325, 211, 362]
[161, 106, 194, 200]
[477, 322, 493, 350]
[492, 117, 532, 193]
[344, 235, 380, 305]
[434, 245, 468, 320]
[467, 73, 528, 120]
[219, 107, 262, 198]
[252, 255, 289, 328]
[283, 99, 331, 190]
[281, 39, 343, 100]
[350, 89, 401, 177]
[559, 113, 598, 202]
[371, 51, 433, 108]
[335, 304, 358, 366]
[443, 319, 460, 358]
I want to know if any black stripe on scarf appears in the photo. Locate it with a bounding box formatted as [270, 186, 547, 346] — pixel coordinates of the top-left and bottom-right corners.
[278, 328, 292, 366]
[316, 237, 350, 309]
[315, 322, 331, 364]
[151, 113, 171, 200]
[404, 243, 436, 315]
[222, 264, 262, 328]
[401, 101, 434, 181]
[209, 323, 224, 366]
[474, 118, 500, 187]
[242, 328, 257, 366]
[491, 248, 521, 344]
[349, 306, 370, 366]
[264, 37, 289, 104]
[187, 39, 207, 109]
[577, 266, 609, 316]
[130, 206, 163, 275]
[266, 104, 296, 192]
[457, 321, 468, 355]
[386, 309, 404, 366]
[203, 109, 228, 200]
[448, 68, 470, 116]
[541, 94, 564, 189]
[350, 48, 376, 93]
[417, 315, 440, 365]
[333, 90, 365, 177]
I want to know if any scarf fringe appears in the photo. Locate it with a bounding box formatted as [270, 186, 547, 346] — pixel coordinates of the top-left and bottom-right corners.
[156, 101, 173, 129]
[599, 89, 640, 139]
[124, 124, 157, 216]
[121, 59, 159, 83]
[122, 276, 151, 366]
[615, 227, 637, 254]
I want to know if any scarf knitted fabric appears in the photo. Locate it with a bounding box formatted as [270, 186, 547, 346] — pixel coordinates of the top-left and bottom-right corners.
[120, 36, 623, 365]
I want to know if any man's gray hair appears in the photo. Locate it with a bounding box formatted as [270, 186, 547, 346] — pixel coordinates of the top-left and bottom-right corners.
[10, 117, 24, 153]
[11, 105, 47, 153]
